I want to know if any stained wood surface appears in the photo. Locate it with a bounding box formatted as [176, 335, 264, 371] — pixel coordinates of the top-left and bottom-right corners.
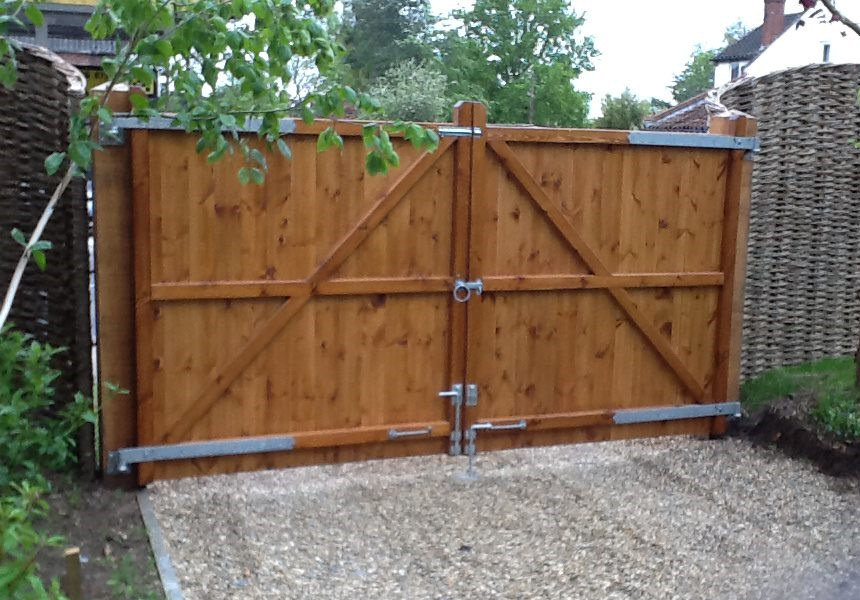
[132, 125, 461, 482]
[464, 123, 738, 450]
[93, 89, 137, 487]
[120, 103, 755, 481]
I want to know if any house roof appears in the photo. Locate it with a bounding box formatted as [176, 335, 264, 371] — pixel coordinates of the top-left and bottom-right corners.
[714, 12, 804, 63]
[643, 92, 727, 133]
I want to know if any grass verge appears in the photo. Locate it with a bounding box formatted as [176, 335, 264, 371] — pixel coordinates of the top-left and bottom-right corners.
[740, 356, 860, 441]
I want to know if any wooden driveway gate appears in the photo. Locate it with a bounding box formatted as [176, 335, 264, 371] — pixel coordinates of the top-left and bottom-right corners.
[98, 101, 756, 483]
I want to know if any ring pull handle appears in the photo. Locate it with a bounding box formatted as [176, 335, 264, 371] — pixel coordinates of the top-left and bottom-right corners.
[453, 281, 472, 303]
[453, 279, 483, 303]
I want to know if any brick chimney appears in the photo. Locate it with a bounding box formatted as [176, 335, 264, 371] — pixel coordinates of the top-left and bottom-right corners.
[762, 0, 786, 47]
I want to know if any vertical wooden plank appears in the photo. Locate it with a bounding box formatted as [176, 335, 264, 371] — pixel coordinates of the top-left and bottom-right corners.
[93, 88, 136, 487]
[464, 102, 488, 432]
[131, 130, 156, 485]
[711, 114, 757, 435]
[448, 102, 474, 402]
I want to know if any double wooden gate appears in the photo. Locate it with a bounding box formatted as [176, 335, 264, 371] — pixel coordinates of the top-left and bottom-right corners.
[97, 101, 756, 483]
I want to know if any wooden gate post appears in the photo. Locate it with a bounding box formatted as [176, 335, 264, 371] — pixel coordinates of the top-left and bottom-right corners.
[710, 112, 757, 435]
[92, 85, 138, 487]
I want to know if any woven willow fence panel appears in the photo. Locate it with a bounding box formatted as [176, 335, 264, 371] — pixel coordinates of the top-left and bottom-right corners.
[0, 45, 92, 402]
[721, 63, 860, 378]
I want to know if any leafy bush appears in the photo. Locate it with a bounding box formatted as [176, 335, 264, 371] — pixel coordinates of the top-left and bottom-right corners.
[813, 391, 860, 441]
[368, 59, 451, 122]
[0, 329, 96, 492]
[0, 482, 66, 600]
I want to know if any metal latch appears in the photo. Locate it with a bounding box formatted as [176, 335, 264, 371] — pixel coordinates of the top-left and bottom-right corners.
[439, 384, 464, 455]
[453, 279, 483, 303]
[463, 420, 527, 479]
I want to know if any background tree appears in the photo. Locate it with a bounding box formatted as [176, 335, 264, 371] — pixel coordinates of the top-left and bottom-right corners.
[341, 0, 434, 87]
[441, 0, 597, 126]
[593, 89, 650, 130]
[367, 59, 450, 121]
[723, 20, 750, 46]
[671, 46, 716, 103]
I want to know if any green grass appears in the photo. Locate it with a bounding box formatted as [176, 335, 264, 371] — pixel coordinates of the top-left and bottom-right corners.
[740, 356, 860, 441]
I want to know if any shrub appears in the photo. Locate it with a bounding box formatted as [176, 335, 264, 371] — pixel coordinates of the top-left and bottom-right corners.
[0, 482, 66, 600]
[0, 329, 96, 492]
[368, 59, 451, 122]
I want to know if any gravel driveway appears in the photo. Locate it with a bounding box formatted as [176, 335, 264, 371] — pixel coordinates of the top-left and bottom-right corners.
[149, 437, 860, 599]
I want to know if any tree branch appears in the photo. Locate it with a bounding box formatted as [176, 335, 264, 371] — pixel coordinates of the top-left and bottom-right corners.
[816, 0, 860, 39]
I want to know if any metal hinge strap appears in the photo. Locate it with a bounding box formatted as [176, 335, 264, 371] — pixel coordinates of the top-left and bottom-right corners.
[107, 435, 296, 475]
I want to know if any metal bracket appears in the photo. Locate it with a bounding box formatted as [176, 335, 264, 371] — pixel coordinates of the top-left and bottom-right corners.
[107, 435, 296, 475]
[628, 130, 759, 151]
[437, 126, 483, 138]
[465, 383, 479, 407]
[388, 426, 433, 439]
[453, 279, 483, 303]
[99, 124, 125, 147]
[613, 402, 741, 425]
[463, 420, 527, 479]
[439, 384, 465, 455]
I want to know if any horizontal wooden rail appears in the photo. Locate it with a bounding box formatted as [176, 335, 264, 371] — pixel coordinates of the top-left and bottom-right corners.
[151, 277, 452, 300]
[482, 272, 724, 292]
[487, 127, 632, 144]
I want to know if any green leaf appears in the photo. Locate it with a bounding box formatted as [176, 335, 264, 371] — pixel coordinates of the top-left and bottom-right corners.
[129, 93, 149, 112]
[32, 249, 46, 271]
[44, 152, 65, 176]
[238, 167, 264, 185]
[276, 138, 291, 159]
[154, 39, 173, 57]
[24, 4, 44, 27]
[362, 123, 377, 148]
[11, 228, 26, 247]
[96, 107, 113, 125]
[68, 141, 92, 169]
[248, 148, 266, 169]
[31, 240, 52, 252]
[130, 66, 155, 88]
[248, 167, 265, 185]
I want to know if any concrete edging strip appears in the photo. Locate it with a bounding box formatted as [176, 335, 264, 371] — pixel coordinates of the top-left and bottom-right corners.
[137, 489, 185, 600]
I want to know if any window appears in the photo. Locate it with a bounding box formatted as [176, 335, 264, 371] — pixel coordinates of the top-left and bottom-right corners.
[823, 43, 832, 63]
[730, 62, 741, 80]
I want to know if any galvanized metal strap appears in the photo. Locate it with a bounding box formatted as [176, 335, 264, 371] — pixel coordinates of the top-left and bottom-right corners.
[107, 435, 296, 475]
[613, 402, 741, 425]
[628, 131, 758, 151]
[437, 126, 483, 138]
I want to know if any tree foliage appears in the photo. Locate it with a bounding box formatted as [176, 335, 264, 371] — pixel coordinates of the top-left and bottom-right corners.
[593, 89, 650, 130]
[441, 0, 596, 126]
[368, 59, 450, 121]
[341, 0, 434, 86]
[671, 46, 716, 103]
[723, 20, 749, 46]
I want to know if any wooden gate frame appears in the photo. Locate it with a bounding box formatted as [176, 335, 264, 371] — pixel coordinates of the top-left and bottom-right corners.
[94, 95, 756, 485]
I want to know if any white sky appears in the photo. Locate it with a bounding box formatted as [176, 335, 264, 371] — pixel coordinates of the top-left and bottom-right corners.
[430, 1, 858, 117]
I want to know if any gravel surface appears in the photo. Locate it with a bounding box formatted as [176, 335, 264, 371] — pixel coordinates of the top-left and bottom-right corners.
[149, 437, 860, 599]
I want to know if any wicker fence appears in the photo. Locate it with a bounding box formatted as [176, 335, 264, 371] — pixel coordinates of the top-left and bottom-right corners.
[721, 63, 860, 378]
[0, 45, 92, 402]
